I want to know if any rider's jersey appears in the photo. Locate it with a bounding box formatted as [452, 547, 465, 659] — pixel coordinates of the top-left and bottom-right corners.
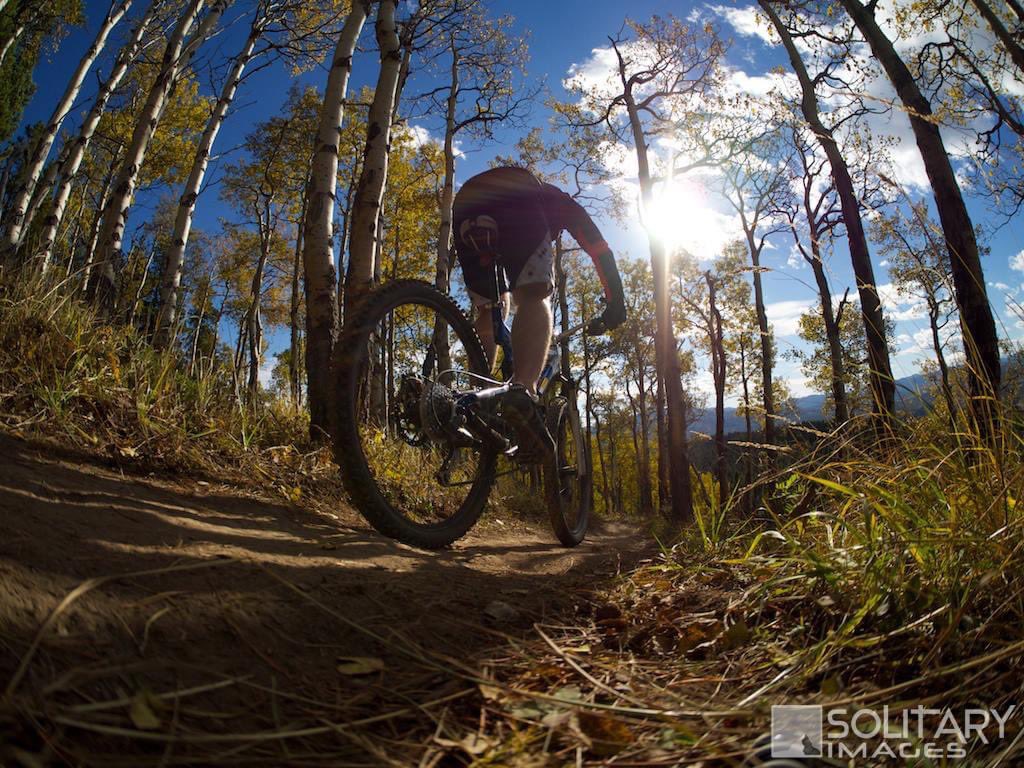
[452, 167, 621, 304]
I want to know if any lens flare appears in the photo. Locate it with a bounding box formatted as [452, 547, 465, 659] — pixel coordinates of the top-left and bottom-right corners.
[642, 180, 707, 254]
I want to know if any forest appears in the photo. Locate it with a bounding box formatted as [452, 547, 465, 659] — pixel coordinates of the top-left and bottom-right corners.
[1, 0, 1023, 764]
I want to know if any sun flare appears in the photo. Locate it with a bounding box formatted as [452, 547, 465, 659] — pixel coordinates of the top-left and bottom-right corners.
[642, 181, 710, 255]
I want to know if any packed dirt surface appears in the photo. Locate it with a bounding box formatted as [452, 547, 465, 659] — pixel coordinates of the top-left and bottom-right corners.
[0, 433, 650, 765]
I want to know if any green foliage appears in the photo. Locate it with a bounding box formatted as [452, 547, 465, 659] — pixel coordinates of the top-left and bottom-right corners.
[89, 57, 212, 188]
[787, 297, 896, 419]
[0, 51, 38, 145]
[0, 0, 83, 144]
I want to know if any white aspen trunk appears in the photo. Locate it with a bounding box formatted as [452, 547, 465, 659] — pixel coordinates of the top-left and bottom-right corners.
[0, 23, 25, 68]
[436, 41, 458, 291]
[153, 16, 264, 347]
[19, 153, 61, 253]
[301, 0, 369, 438]
[430, 42, 458, 380]
[344, 0, 402, 315]
[246, 207, 272, 398]
[79, 169, 116, 293]
[37, 0, 158, 272]
[61, 184, 88, 277]
[128, 246, 156, 327]
[189, 281, 209, 376]
[3, 0, 133, 255]
[289, 178, 309, 405]
[89, 0, 229, 312]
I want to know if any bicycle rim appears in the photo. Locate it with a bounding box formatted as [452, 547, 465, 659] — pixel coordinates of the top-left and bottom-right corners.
[335, 281, 497, 548]
[545, 397, 590, 546]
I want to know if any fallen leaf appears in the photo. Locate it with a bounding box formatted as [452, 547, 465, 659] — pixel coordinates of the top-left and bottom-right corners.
[336, 656, 384, 675]
[509, 701, 546, 720]
[562, 643, 591, 654]
[478, 682, 502, 701]
[541, 709, 572, 729]
[721, 619, 751, 649]
[676, 622, 711, 654]
[552, 684, 584, 703]
[129, 690, 161, 730]
[435, 733, 494, 756]
[577, 711, 635, 756]
[820, 674, 842, 696]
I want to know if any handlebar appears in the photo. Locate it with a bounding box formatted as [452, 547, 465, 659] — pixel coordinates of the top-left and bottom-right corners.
[553, 319, 590, 344]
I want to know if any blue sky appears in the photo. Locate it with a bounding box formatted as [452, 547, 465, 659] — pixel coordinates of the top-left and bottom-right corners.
[21, 0, 1024, 401]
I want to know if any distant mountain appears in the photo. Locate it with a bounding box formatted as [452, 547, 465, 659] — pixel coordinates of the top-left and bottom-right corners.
[688, 369, 939, 436]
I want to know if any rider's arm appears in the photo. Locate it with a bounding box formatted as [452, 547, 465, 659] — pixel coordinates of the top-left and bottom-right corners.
[542, 185, 626, 330]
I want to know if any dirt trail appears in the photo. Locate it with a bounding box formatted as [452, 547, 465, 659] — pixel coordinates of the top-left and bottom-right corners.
[0, 433, 648, 763]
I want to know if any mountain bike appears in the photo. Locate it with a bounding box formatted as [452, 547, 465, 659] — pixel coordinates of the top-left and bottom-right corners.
[333, 279, 593, 549]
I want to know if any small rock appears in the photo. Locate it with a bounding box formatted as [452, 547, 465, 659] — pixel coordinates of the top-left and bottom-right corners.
[484, 600, 519, 624]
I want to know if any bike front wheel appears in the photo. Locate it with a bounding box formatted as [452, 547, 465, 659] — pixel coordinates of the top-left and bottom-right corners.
[544, 396, 591, 547]
[334, 280, 497, 549]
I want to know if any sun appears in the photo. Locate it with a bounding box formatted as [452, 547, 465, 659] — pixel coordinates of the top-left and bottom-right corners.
[642, 180, 710, 255]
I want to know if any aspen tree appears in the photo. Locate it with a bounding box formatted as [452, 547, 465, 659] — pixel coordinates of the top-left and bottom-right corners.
[36, 4, 160, 272]
[154, 2, 281, 347]
[301, 0, 369, 438]
[88, 0, 229, 312]
[2, 0, 132, 257]
[343, 0, 401, 318]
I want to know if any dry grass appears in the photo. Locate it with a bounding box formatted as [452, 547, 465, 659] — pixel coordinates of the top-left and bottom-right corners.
[421, 414, 1024, 765]
[3, 276, 1024, 765]
[0, 272, 351, 517]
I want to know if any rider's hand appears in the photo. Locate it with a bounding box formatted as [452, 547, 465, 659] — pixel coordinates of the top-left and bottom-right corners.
[585, 296, 626, 335]
[600, 295, 627, 333]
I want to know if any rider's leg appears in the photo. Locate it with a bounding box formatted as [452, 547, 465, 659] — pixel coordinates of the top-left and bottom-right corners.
[474, 306, 496, 370]
[510, 282, 552, 395]
[473, 292, 509, 372]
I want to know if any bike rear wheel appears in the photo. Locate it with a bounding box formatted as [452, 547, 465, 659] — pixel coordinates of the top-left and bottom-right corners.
[334, 280, 497, 549]
[544, 396, 591, 546]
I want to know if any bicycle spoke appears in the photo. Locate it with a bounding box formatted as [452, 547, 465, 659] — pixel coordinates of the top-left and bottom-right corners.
[351, 301, 487, 527]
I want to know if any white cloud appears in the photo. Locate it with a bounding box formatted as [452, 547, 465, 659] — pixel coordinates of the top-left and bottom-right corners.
[786, 374, 816, 398]
[691, 368, 716, 399]
[765, 297, 815, 336]
[708, 4, 774, 44]
[721, 67, 796, 101]
[786, 246, 805, 269]
[396, 123, 463, 158]
[400, 124, 433, 147]
[563, 46, 622, 103]
[878, 282, 927, 321]
[1010, 249, 1024, 273]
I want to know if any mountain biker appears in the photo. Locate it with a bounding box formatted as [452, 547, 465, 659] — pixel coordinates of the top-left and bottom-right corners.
[452, 165, 626, 457]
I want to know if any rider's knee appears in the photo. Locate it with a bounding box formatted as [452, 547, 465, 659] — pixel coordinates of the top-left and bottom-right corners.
[512, 282, 552, 306]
